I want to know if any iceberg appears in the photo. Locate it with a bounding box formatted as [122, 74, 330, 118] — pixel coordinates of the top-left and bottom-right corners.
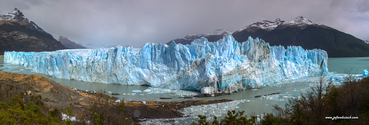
[4, 35, 328, 94]
[363, 69, 368, 77]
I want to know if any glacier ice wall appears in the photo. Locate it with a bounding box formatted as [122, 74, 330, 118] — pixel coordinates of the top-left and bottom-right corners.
[4, 35, 328, 94]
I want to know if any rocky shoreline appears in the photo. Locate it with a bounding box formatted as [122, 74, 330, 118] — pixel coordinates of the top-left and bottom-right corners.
[0, 71, 232, 124]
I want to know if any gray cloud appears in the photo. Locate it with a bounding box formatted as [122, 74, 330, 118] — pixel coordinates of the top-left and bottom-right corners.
[0, 0, 368, 48]
[357, 0, 369, 12]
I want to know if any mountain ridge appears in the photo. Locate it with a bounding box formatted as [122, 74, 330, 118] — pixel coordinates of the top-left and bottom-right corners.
[58, 36, 86, 49]
[364, 40, 369, 44]
[0, 8, 66, 54]
[167, 16, 369, 57]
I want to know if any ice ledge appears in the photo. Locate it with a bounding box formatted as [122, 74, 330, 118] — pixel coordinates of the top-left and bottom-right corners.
[4, 35, 328, 94]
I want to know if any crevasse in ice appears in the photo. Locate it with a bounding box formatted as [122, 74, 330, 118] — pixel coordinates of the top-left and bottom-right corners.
[4, 35, 328, 94]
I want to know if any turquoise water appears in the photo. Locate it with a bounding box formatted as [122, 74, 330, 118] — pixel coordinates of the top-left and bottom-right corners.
[1, 57, 369, 124]
[328, 57, 369, 74]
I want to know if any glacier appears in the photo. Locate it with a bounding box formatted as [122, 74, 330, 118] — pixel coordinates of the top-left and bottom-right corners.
[4, 35, 328, 94]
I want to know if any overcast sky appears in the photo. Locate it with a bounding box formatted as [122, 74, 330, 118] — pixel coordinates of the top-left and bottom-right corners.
[0, 0, 368, 48]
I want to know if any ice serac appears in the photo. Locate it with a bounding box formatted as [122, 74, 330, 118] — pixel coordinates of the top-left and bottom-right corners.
[4, 35, 328, 94]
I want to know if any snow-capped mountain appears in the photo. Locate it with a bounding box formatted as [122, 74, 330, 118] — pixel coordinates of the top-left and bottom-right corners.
[169, 16, 369, 57]
[0, 8, 47, 33]
[237, 18, 284, 32]
[0, 8, 66, 54]
[169, 16, 315, 44]
[0, 8, 25, 21]
[285, 16, 313, 25]
[235, 16, 315, 33]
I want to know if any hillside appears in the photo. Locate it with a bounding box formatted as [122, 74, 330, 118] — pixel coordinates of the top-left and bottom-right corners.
[58, 36, 86, 49]
[232, 22, 369, 57]
[0, 8, 65, 54]
[169, 17, 369, 57]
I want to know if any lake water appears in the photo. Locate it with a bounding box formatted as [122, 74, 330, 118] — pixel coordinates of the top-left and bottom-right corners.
[1, 57, 368, 124]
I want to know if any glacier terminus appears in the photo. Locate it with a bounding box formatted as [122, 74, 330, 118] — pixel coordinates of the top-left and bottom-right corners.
[4, 35, 328, 94]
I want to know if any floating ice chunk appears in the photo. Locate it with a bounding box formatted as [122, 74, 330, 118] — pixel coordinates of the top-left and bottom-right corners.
[330, 75, 343, 83]
[201, 87, 216, 94]
[0, 67, 8, 69]
[143, 89, 151, 92]
[363, 69, 368, 77]
[132, 90, 142, 93]
[142, 101, 146, 104]
[179, 100, 244, 120]
[115, 100, 121, 103]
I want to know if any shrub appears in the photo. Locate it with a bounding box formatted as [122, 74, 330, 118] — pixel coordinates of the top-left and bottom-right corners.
[194, 110, 256, 125]
[80, 90, 132, 125]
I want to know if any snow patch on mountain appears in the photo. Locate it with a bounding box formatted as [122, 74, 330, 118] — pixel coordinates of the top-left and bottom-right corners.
[239, 18, 284, 31]
[285, 16, 313, 25]
[0, 8, 47, 33]
[364, 40, 369, 44]
[237, 16, 314, 32]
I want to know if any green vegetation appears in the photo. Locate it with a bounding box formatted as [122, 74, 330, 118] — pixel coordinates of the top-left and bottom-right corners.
[0, 85, 63, 124]
[195, 74, 369, 124]
[79, 90, 132, 125]
[0, 79, 133, 124]
[262, 75, 369, 124]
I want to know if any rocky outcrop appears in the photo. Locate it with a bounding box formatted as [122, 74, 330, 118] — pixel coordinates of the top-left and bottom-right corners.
[0, 71, 95, 110]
